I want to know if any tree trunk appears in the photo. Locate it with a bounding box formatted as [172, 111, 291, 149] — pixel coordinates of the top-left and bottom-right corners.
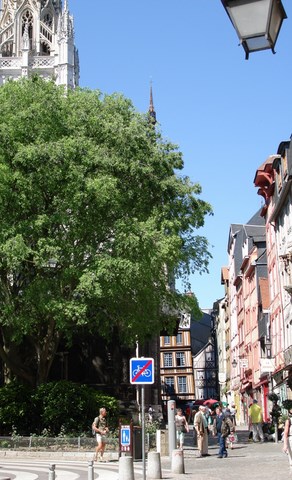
[35, 319, 61, 385]
[0, 321, 61, 386]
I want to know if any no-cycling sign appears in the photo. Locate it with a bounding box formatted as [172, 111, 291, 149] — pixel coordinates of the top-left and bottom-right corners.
[130, 357, 154, 384]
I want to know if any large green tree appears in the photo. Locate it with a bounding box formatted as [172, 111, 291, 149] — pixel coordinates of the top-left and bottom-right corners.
[0, 77, 212, 385]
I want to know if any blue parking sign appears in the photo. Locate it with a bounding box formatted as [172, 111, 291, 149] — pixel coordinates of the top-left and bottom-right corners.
[120, 425, 131, 447]
[130, 357, 154, 384]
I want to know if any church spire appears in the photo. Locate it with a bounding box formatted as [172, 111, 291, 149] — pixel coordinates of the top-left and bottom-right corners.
[149, 80, 157, 126]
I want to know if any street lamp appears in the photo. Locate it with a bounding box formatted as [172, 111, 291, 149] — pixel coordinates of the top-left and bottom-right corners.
[232, 359, 238, 368]
[221, 0, 287, 59]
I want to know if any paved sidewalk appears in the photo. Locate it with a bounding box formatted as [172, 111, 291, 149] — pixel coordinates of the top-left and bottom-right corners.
[160, 428, 288, 480]
[0, 428, 288, 479]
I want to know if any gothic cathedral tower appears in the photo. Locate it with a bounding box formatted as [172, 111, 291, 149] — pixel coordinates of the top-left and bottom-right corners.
[0, 0, 79, 87]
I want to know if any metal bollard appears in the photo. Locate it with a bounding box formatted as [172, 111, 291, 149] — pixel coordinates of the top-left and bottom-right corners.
[88, 460, 94, 480]
[167, 400, 176, 458]
[48, 464, 56, 480]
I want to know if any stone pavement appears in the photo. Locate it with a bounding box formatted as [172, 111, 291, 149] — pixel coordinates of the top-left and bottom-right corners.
[0, 428, 289, 479]
[160, 427, 289, 480]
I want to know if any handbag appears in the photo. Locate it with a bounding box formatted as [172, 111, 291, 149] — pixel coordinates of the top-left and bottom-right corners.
[227, 432, 238, 443]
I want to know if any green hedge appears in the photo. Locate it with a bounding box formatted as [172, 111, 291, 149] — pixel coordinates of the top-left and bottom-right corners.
[0, 380, 119, 436]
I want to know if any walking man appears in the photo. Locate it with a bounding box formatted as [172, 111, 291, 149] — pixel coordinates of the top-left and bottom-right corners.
[194, 405, 209, 457]
[92, 407, 109, 461]
[212, 405, 234, 458]
[248, 399, 264, 442]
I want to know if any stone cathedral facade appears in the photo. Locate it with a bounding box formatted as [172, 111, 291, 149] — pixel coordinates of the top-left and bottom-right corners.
[0, 0, 79, 87]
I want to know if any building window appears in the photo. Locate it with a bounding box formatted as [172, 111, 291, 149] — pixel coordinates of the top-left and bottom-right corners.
[164, 336, 170, 345]
[196, 370, 205, 380]
[165, 376, 175, 395]
[176, 352, 185, 367]
[197, 388, 205, 399]
[178, 376, 187, 393]
[206, 351, 214, 362]
[176, 333, 182, 344]
[164, 353, 173, 367]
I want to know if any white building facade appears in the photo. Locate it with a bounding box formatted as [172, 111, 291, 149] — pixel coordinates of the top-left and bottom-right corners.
[0, 0, 79, 88]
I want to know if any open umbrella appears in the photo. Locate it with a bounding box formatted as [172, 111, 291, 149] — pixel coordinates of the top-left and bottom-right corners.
[203, 399, 219, 408]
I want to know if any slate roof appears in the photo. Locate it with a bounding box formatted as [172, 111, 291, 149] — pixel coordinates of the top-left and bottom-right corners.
[190, 311, 212, 356]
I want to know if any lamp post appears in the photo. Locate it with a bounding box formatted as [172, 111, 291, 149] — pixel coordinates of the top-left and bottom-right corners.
[221, 0, 287, 59]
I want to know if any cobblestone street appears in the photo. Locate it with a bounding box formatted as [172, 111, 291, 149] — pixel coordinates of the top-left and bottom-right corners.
[160, 427, 289, 480]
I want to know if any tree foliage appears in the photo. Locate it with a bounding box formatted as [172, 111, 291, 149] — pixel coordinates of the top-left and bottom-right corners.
[0, 380, 118, 435]
[0, 77, 212, 385]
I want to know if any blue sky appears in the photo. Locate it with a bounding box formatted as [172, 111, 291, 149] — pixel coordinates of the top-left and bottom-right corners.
[69, 0, 292, 309]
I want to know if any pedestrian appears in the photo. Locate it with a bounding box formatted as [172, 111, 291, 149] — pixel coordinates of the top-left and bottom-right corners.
[92, 407, 109, 462]
[192, 406, 199, 446]
[148, 405, 154, 423]
[248, 399, 264, 443]
[194, 405, 209, 458]
[230, 402, 237, 425]
[282, 407, 292, 468]
[175, 408, 189, 450]
[186, 404, 192, 423]
[212, 405, 234, 458]
[224, 408, 237, 450]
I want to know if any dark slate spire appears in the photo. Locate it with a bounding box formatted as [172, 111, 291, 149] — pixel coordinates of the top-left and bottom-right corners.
[149, 81, 157, 125]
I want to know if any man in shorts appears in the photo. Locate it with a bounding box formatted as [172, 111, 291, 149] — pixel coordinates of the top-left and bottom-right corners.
[92, 407, 109, 461]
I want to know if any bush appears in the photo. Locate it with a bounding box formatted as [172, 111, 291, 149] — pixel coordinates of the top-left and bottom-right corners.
[0, 381, 35, 435]
[35, 381, 119, 435]
[0, 380, 119, 436]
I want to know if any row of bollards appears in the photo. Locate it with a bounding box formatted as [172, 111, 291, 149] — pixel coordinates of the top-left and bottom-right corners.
[119, 452, 163, 480]
[44, 449, 183, 480]
[48, 461, 95, 479]
[118, 449, 183, 479]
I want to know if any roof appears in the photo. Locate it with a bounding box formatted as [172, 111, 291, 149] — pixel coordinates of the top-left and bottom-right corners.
[190, 311, 212, 356]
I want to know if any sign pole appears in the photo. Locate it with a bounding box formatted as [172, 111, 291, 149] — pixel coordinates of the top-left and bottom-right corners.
[141, 384, 146, 480]
[129, 356, 154, 480]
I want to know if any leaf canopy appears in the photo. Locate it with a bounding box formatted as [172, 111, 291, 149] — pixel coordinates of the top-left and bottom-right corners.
[0, 77, 212, 353]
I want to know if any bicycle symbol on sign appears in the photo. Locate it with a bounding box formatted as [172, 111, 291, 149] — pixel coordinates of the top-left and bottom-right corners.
[132, 365, 151, 377]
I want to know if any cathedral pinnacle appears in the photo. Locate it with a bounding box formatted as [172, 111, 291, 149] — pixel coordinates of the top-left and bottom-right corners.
[0, 0, 79, 88]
